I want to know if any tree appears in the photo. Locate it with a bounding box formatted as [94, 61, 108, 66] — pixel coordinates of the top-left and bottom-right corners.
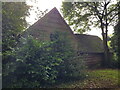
[61, 1, 119, 66]
[2, 2, 30, 52]
[2, 2, 30, 88]
[111, 1, 120, 68]
[2, 2, 53, 88]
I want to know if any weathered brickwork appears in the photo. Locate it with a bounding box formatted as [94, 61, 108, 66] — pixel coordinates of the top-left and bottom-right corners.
[23, 7, 104, 67]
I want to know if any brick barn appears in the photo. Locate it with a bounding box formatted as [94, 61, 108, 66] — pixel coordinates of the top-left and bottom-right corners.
[22, 7, 104, 67]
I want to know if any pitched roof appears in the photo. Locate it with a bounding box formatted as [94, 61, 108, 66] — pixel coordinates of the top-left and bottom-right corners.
[23, 7, 75, 40]
[22, 7, 104, 53]
[75, 34, 104, 53]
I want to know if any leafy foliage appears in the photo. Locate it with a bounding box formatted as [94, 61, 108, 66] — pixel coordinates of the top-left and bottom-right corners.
[2, 2, 30, 52]
[3, 32, 86, 88]
[61, 1, 119, 67]
[2, 2, 30, 88]
[3, 36, 61, 88]
[62, 2, 118, 33]
[110, 24, 119, 68]
[110, 1, 120, 68]
[50, 31, 87, 79]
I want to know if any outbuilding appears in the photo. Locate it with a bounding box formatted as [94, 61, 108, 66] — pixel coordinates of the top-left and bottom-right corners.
[23, 7, 104, 67]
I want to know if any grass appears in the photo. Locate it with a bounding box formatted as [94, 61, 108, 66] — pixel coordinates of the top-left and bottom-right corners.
[55, 69, 120, 89]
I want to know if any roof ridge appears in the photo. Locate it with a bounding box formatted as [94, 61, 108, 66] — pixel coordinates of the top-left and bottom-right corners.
[75, 34, 99, 37]
[33, 7, 74, 34]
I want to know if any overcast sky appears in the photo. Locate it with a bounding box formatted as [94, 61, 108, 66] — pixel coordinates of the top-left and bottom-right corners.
[26, 0, 114, 38]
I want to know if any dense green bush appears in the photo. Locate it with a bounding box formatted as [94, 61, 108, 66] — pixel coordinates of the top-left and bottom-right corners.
[50, 31, 87, 80]
[110, 27, 119, 68]
[108, 53, 119, 69]
[3, 36, 62, 88]
[3, 32, 86, 88]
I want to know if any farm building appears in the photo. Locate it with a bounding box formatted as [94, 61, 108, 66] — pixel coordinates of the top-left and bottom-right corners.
[23, 7, 104, 67]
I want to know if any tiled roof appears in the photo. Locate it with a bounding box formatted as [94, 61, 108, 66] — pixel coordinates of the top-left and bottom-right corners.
[75, 34, 104, 53]
[22, 7, 104, 53]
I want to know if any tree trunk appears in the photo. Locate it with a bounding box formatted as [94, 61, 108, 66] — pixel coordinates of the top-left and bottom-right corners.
[100, 2, 110, 67]
[105, 7, 110, 66]
[101, 23, 110, 67]
[104, 32, 110, 66]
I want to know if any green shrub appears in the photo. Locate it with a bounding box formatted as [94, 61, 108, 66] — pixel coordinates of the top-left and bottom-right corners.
[3, 32, 87, 88]
[2, 51, 17, 88]
[3, 36, 62, 88]
[50, 31, 87, 81]
[109, 53, 119, 69]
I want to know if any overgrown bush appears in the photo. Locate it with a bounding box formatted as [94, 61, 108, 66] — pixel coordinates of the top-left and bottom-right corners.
[108, 53, 119, 69]
[3, 32, 87, 88]
[50, 31, 87, 80]
[2, 51, 17, 88]
[3, 36, 63, 88]
[110, 19, 120, 69]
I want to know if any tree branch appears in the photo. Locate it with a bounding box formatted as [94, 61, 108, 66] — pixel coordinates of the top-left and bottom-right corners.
[107, 8, 117, 16]
[108, 12, 119, 25]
